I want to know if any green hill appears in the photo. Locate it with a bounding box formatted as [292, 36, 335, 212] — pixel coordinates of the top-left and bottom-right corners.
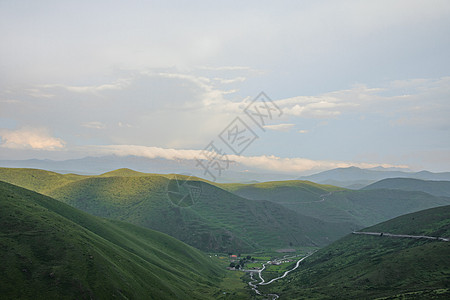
[223, 180, 450, 228]
[363, 177, 450, 197]
[3, 167, 449, 252]
[0, 168, 352, 252]
[0, 180, 224, 299]
[98, 168, 154, 177]
[263, 205, 450, 299]
[48, 176, 352, 252]
[0, 167, 84, 194]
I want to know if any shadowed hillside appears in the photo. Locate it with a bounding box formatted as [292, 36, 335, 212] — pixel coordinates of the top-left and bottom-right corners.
[224, 180, 450, 228]
[0, 181, 224, 299]
[48, 176, 353, 252]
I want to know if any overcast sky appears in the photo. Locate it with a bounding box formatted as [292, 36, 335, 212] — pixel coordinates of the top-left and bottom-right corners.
[1, 0, 450, 174]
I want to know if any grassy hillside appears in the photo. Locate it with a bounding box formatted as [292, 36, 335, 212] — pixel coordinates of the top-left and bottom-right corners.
[0, 167, 84, 194]
[0, 167, 353, 252]
[99, 168, 156, 177]
[48, 176, 352, 252]
[0, 180, 224, 299]
[219, 180, 344, 201]
[263, 205, 450, 299]
[364, 177, 450, 197]
[2, 167, 449, 251]
[225, 180, 450, 228]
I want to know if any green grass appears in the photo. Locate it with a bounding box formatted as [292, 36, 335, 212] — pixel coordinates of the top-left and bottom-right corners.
[262, 205, 450, 299]
[0, 167, 85, 194]
[212, 257, 251, 299]
[4, 167, 448, 254]
[0, 181, 225, 299]
[0, 167, 353, 252]
[222, 179, 450, 229]
[260, 261, 297, 281]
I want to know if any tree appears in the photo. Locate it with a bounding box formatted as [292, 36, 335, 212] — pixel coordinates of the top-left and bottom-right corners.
[246, 255, 251, 260]
[229, 262, 235, 268]
[235, 264, 240, 270]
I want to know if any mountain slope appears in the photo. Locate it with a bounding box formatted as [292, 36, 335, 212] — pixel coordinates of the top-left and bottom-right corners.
[264, 205, 450, 299]
[3, 167, 448, 251]
[0, 167, 84, 194]
[224, 180, 450, 229]
[0, 180, 224, 299]
[364, 177, 450, 197]
[47, 175, 353, 252]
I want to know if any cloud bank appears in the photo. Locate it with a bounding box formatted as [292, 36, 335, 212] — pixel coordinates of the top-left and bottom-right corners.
[0, 127, 65, 150]
[92, 144, 408, 174]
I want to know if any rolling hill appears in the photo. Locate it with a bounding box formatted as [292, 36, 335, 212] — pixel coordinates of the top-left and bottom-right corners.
[222, 180, 450, 229]
[363, 177, 450, 197]
[48, 176, 352, 252]
[0, 168, 352, 252]
[0, 167, 85, 194]
[0, 181, 224, 299]
[263, 205, 450, 299]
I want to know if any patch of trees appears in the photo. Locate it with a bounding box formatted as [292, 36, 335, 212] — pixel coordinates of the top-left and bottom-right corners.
[229, 255, 254, 269]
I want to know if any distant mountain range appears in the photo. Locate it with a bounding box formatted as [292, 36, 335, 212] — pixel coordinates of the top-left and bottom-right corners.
[2, 157, 450, 187]
[298, 166, 450, 188]
[0, 156, 298, 183]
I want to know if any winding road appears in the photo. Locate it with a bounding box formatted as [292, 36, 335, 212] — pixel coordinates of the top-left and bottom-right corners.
[246, 253, 313, 299]
[352, 231, 449, 242]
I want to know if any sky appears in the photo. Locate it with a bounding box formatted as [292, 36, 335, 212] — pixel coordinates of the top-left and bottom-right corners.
[1, 0, 450, 176]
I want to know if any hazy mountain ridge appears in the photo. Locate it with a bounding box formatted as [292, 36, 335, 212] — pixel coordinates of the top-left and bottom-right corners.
[0, 156, 298, 183]
[298, 166, 450, 188]
[364, 177, 450, 197]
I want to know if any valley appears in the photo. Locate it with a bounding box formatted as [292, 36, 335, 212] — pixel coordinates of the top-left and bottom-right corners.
[1, 167, 450, 299]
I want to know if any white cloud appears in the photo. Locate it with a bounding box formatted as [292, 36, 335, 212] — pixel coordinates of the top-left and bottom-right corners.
[0, 99, 20, 104]
[213, 77, 247, 85]
[82, 121, 106, 129]
[92, 144, 408, 174]
[95, 145, 201, 161]
[39, 78, 132, 94]
[298, 129, 308, 134]
[118, 122, 133, 128]
[0, 127, 65, 150]
[26, 88, 55, 99]
[263, 123, 295, 132]
[274, 77, 450, 129]
[197, 66, 252, 71]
